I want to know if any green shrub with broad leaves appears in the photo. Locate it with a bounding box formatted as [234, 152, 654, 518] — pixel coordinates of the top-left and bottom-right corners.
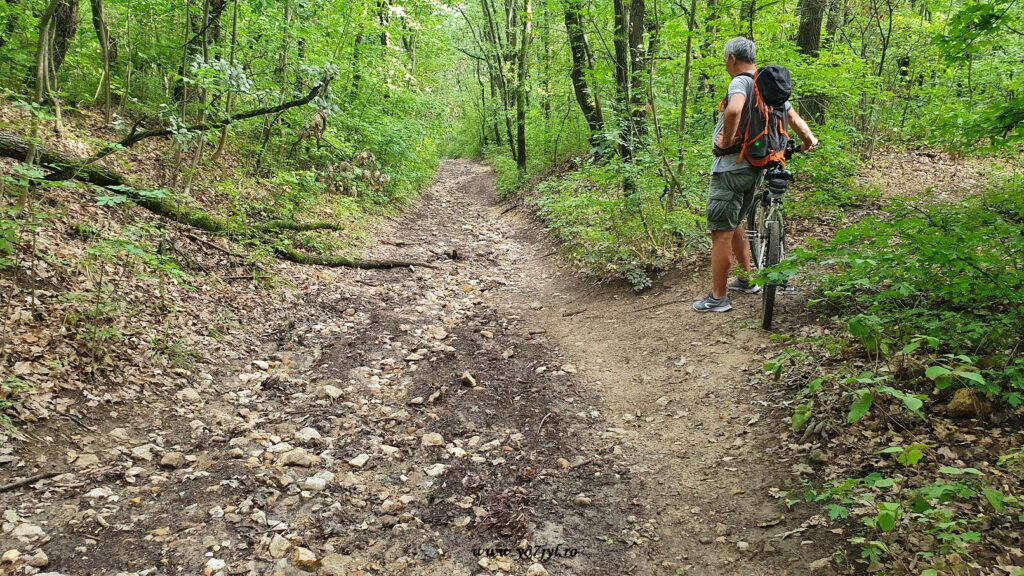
[792, 176, 1024, 404]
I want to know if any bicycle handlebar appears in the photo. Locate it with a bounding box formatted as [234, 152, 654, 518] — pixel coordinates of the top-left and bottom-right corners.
[784, 139, 801, 160]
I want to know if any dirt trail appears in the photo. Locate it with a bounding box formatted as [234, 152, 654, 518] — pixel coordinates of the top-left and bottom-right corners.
[1, 160, 835, 576]
[366, 160, 837, 574]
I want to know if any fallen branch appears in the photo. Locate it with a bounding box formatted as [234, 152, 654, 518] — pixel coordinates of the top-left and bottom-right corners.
[0, 111, 432, 273]
[46, 77, 330, 181]
[0, 470, 60, 493]
[274, 246, 436, 269]
[254, 220, 347, 232]
[0, 130, 123, 187]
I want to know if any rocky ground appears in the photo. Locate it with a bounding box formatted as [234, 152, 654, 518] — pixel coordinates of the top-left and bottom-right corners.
[1, 160, 846, 575]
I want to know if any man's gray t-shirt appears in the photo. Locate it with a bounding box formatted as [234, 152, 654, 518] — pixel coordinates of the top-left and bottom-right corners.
[711, 74, 791, 174]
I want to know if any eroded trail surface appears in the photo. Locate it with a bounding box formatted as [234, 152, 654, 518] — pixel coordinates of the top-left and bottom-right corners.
[1, 160, 834, 576]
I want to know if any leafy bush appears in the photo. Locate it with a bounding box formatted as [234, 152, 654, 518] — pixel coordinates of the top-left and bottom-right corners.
[795, 176, 1024, 403]
[529, 157, 706, 290]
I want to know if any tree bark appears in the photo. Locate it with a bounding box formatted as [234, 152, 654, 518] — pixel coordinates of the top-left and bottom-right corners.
[564, 0, 605, 148]
[50, 0, 78, 78]
[678, 0, 696, 143]
[796, 0, 827, 123]
[514, 0, 532, 170]
[90, 0, 114, 122]
[613, 0, 646, 164]
[613, 0, 631, 161]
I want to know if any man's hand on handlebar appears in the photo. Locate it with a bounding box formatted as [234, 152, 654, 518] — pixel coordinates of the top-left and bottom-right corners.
[801, 136, 819, 152]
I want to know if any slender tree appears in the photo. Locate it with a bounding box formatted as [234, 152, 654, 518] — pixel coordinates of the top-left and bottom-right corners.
[563, 0, 605, 148]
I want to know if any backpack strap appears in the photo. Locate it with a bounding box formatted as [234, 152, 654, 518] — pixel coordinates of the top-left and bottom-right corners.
[716, 72, 756, 156]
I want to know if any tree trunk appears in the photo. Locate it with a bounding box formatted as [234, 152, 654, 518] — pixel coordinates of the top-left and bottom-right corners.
[26, 0, 62, 171]
[796, 0, 827, 123]
[564, 0, 605, 148]
[796, 0, 826, 56]
[0, 131, 426, 270]
[90, 0, 113, 122]
[212, 0, 239, 160]
[613, 0, 631, 161]
[613, 0, 646, 164]
[514, 0, 531, 170]
[699, 0, 718, 97]
[678, 0, 696, 143]
[628, 0, 647, 143]
[824, 0, 846, 47]
[50, 0, 78, 78]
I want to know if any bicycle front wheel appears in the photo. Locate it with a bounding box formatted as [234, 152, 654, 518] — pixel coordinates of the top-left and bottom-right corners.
[747, 195, 768, 270]
[761, 215, 784, 330]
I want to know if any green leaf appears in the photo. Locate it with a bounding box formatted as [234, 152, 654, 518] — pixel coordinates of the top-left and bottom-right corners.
[877, 386, 926, 417]
[956, 371, 986, 385]
[983, 488, 1005, 513]
[848, 389, 874, 423]
[926, 366, 952, 379]
[96, 194, 129, 207]
[792, 401, 814, 431]
[877, 510, 897, 531]
[900, 340, 921, 355]
[938, 466, 984, 476]
[825, 503, 849, 520]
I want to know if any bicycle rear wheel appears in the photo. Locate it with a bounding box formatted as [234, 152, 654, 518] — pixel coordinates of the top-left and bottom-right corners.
[761, 215, 784, 330]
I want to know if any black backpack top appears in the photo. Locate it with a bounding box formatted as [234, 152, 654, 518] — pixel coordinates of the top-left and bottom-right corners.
[755, 65, 792, 107]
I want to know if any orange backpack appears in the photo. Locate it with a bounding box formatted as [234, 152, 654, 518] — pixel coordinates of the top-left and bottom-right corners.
[718, 65, 793, 167]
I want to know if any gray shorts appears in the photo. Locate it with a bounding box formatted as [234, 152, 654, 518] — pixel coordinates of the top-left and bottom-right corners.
[706, 168, 763, 232]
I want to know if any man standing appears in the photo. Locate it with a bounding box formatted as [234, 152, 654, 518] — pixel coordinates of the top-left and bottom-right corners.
[693, 37, 818, 313]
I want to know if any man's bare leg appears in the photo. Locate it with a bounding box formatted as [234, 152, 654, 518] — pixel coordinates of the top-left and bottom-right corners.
[711, 230, 734, 299]
[731, 225, 752, 278]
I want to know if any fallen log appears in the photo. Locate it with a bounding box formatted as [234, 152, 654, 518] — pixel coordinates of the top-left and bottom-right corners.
[254, 220, 348, 232]
[0, 130, 123, 187]
[274, 246, 435, 269]
[0, 129, 430, 270]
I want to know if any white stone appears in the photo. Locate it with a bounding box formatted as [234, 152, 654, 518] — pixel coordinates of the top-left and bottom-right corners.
[295, 427, 321, 442]
[424, 463, 448, 477]
[83, 487, 113, 499]
[176, 388, 202, 403]
[421, 432, 444, 447]
[11, 524, 44, 541]
[269, 534, 292, 559]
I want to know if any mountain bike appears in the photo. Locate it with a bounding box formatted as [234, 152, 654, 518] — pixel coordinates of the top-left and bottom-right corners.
[746, 139, 801, 330]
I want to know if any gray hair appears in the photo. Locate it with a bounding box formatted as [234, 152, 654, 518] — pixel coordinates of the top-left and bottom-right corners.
[724, 37, 756, 63]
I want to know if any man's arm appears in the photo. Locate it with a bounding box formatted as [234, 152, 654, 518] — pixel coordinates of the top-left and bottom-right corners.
[787, 106, 819, 151]
[716, 93, 746, 149]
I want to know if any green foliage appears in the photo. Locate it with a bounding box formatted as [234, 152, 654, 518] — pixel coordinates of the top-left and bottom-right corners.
[879, 443, 929, 468]
[0, 376, 31, 432]
[797, 178, 1024, 405]
[527, 158, 706, 290]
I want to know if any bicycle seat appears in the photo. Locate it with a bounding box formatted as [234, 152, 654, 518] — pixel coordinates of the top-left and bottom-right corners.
[765, 167, 793, 182]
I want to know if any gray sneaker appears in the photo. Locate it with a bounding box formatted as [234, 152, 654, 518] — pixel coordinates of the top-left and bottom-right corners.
[727, 278, 761, 294]
[692, 293, 732, 313]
